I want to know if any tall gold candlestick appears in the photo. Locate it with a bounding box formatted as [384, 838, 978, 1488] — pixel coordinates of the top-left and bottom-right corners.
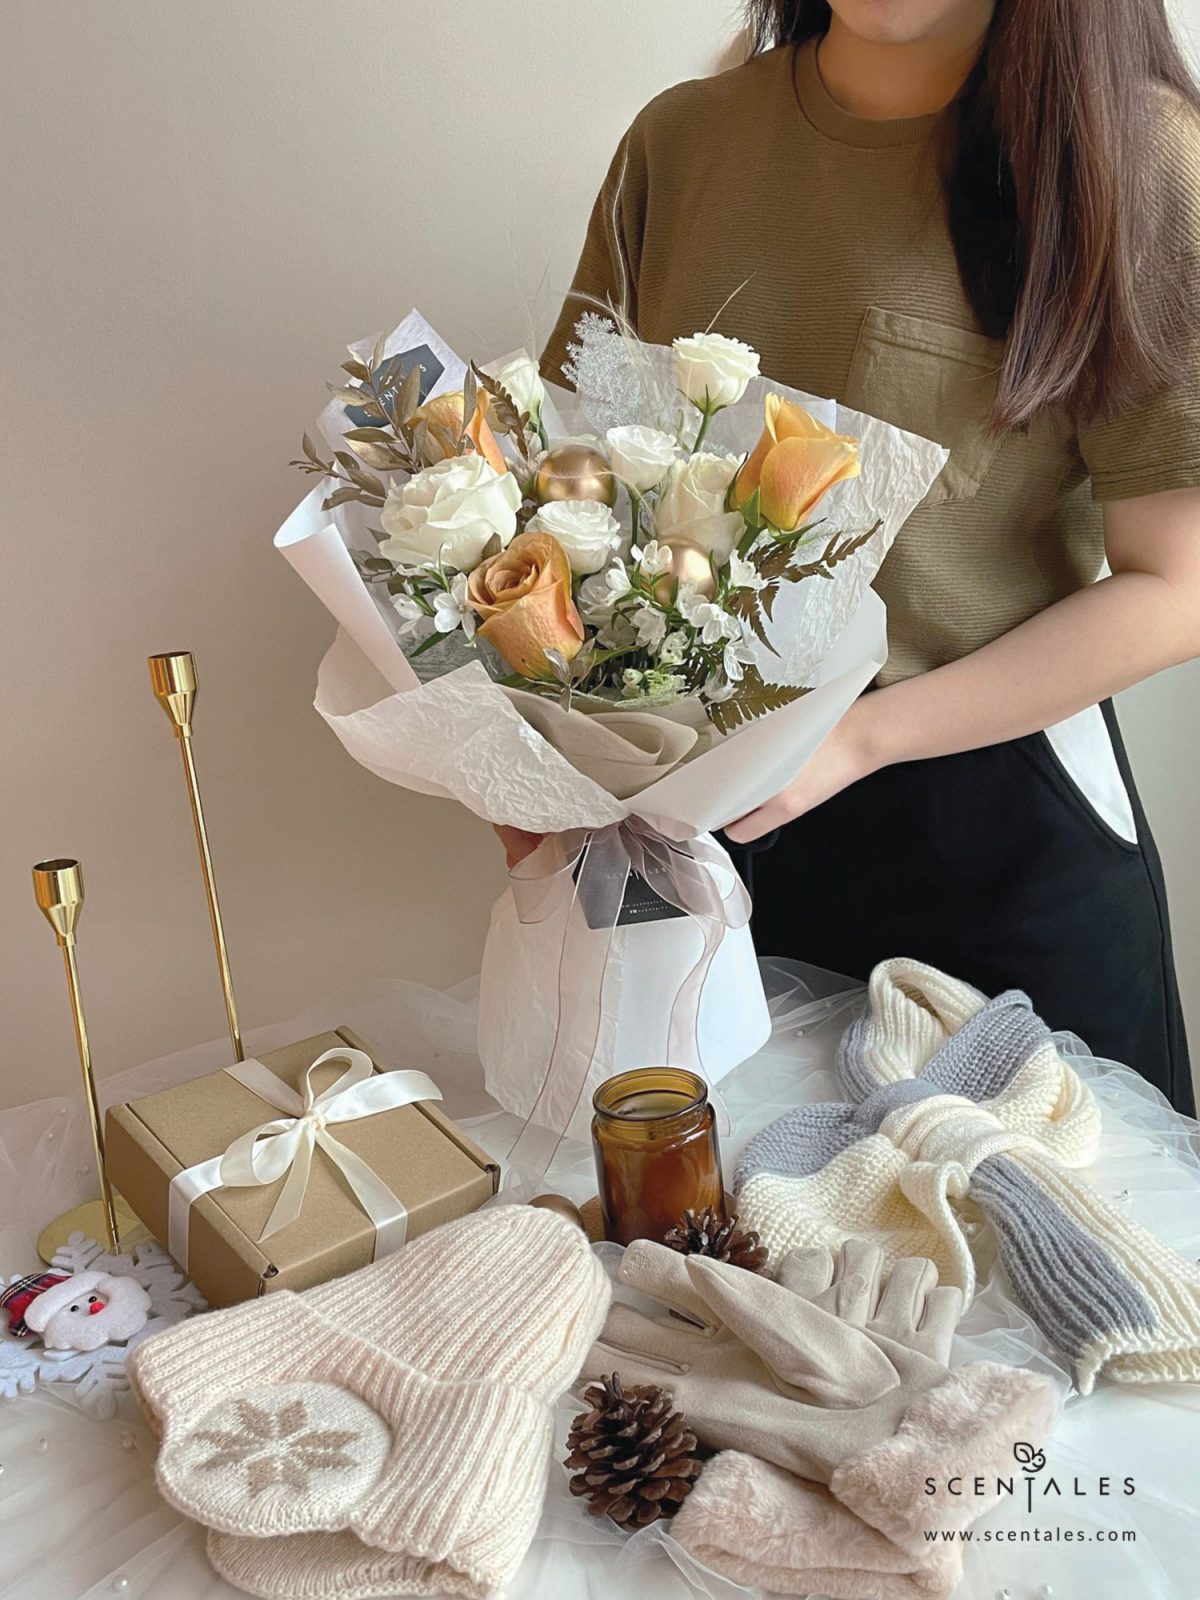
[148, 651, 243, 1062]
[32, 859, 120, 1255]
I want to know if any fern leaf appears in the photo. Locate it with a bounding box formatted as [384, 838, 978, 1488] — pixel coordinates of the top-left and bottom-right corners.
[707, 665, 812, 735]
[727, 587, 778, 654]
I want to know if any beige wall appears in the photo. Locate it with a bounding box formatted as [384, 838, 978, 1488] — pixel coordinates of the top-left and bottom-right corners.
[2, 0, 1198, 1110]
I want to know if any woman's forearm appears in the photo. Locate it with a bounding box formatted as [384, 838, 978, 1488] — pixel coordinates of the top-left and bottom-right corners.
[857, 567, 1200, 772]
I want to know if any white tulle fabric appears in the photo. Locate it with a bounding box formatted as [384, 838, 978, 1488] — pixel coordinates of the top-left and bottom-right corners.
[1, 960, 1197, 1600]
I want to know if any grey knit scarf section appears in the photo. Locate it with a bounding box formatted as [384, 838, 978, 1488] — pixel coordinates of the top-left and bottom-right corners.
[737, 989, 1157, 1365]
[736, 990, 1046, 1185]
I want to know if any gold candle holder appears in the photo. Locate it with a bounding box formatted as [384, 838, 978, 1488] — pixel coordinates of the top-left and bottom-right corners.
[149, 651, 243, 1062]
[31, 859, 147, 1261]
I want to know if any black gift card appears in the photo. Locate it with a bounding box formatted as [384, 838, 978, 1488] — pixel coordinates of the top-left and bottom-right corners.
[344, 344, 444, 427]
[573, 839, 689, 930]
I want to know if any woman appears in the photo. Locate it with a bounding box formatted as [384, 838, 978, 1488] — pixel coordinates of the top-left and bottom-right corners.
[526, 0, 1200, 1111]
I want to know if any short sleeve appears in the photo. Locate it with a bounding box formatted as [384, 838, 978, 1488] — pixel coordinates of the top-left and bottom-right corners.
[1079, 94, 1200, 501]
[539, 114, 650, 386]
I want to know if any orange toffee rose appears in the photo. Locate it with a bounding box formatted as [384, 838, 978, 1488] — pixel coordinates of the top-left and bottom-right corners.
[732, 395, 860, 530]
[467, 531, 585, 680]
[409, 389, 507, 475]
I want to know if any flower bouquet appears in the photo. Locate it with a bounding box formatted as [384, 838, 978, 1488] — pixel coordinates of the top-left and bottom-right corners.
[276, 309, 946, 1165]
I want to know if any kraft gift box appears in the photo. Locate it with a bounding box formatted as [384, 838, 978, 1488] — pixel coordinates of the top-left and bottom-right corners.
[105, 1026, 499, 1308]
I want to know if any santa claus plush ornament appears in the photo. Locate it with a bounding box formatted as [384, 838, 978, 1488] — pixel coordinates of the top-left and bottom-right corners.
[8, 1270, 152, 1352]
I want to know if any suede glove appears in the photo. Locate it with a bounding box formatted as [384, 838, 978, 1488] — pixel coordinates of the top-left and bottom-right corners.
[585, 1238, 1059, 1554]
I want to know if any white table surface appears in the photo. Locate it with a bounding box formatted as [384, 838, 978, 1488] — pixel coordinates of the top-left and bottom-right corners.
[2, 962, 1199, 1600]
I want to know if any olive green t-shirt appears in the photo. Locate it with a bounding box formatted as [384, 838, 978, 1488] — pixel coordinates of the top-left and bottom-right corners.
[542, 42, 1200, 684]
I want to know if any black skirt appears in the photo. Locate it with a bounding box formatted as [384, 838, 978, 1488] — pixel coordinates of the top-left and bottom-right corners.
[727, 700, 1195, 1116]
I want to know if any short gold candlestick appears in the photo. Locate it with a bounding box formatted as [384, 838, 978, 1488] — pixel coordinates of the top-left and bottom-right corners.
[149, 651, 244, 1062]
[31, 859, 145, 1261]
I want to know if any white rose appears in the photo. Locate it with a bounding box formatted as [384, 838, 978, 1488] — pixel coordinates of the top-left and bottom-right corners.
[488, 351, 545, 422]
[526, 498, 622, 575]
[379, 454, 521, 571]
[672, 332, 760, 409]
[605, 424, 677, 492]
[654, 453, 744, 564]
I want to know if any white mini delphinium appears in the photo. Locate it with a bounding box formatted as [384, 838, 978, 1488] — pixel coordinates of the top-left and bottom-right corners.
[631, 603, 669, 653]
[393, 593, 428, 637]
[727, 550, 767, 593]
[596, 609, 638, 651]
[703, 669, 736, 704]
[580, 559, 634, 620]
[630, 539, 673, 578]
[677, 585, 742, 647]
[621, 665, 689, 701]
[389, 561, 481, 655]
[722, 633, 757, 684]
[659, 629, 689, 666]
[431, 572, 476, 638]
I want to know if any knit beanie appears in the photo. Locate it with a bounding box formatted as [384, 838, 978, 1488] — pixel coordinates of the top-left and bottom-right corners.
[735, 958, 1200, 1392]
[128, 1205, 610, 1599]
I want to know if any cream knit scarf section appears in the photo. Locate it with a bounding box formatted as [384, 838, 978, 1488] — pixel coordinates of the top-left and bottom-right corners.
[735, 959, 1200, 1393]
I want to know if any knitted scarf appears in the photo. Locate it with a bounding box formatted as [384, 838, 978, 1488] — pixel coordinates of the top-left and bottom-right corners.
[735, 959, 1200, 1394]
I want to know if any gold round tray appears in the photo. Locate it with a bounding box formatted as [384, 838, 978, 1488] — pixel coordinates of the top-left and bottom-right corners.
[37, 1196, 152, 1265]
[576, 1193, 736, 1246]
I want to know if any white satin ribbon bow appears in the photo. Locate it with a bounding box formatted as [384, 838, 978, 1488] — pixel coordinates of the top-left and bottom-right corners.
[167, 1048, 441, 1271]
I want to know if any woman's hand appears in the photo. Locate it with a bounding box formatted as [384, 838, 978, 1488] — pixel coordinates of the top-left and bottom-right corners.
[730, 482, 1200, 847]
[722, 701, 880, 843]
[493, 823, 544, 869]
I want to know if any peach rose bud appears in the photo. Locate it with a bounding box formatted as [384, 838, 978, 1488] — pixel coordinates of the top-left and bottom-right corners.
[733, 395, 860, 530]
[467, 531, 585, 680]
[410, 389, 508, 476]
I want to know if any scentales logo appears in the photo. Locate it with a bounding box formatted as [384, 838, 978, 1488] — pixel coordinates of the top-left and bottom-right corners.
[924, 1442, 1136, 1516]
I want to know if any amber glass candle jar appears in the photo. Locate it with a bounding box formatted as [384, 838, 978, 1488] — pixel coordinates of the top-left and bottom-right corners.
[591, 1067, 725, 1246]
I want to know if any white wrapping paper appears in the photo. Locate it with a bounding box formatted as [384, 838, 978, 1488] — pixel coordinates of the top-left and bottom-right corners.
[275, 317, 948, 1148]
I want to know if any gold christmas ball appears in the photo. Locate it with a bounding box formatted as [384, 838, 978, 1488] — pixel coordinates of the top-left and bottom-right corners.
[653, 537, 718, 603]
[528, 1193, 587, 1232]
[534, 443, 618, 507]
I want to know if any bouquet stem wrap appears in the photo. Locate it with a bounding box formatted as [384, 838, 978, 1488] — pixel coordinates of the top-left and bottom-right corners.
[504, 821, 750, 1183]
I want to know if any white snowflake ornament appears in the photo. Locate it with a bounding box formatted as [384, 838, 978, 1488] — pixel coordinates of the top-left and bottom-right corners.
[0, 1233, 206, 1419]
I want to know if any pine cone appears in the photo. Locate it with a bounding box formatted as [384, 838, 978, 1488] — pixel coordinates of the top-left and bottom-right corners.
[663, 1206, 769, 1274]
[566, 1374, 702, 1527]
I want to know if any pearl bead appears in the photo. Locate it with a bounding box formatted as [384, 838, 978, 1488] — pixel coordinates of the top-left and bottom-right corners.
[994, 1590, 1011, 1600]
[110, 1579, 130, 1594]
[121, 1431, 135, 1450]
[36, 1438, 48, 1453]
[45, 1131, 55, 1142]
[1038, 1585, 1055, 1599]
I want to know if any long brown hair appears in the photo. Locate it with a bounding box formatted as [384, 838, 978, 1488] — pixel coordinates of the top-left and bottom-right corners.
[746, 0, 1200, 428]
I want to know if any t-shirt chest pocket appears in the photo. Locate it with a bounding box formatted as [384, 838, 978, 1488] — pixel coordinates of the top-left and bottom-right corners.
[842, 307, 1006, 505]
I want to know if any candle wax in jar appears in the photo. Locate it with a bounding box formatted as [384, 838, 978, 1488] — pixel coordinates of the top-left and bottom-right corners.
[612, 1091, 693, 1120]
